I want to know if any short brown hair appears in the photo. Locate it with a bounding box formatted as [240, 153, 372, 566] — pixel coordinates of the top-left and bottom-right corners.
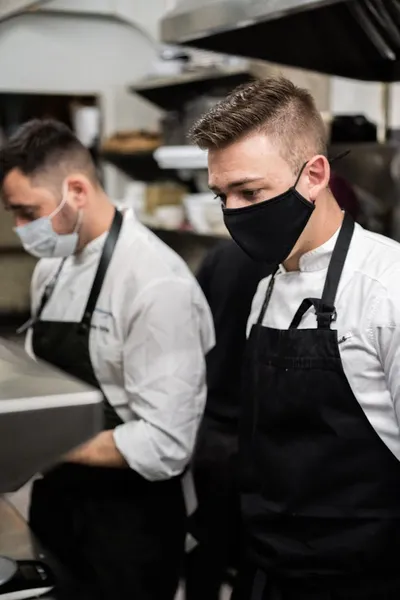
[189, 77, 327, 172]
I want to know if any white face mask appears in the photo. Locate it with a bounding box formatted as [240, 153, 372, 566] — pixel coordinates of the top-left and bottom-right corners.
[15, 186, 82, 259]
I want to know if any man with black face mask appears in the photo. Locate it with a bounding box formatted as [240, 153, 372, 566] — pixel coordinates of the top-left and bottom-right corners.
[189, 77, 400, 600]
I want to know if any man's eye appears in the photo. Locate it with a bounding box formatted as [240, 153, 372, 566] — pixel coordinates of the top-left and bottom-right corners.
[242, 190, 260, 201]
[18, 209, 36, 221]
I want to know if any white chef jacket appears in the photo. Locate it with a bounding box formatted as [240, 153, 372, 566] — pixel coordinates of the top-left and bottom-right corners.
[27, 209, 215, 481]
[248, 221, 400, 461]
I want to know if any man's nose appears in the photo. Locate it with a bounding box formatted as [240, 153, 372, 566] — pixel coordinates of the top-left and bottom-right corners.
[14, 216, 28, 228]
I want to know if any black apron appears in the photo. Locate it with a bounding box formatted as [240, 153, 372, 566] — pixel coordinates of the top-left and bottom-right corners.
[27, 210, 185, 600]
[238, 213, 400, 600]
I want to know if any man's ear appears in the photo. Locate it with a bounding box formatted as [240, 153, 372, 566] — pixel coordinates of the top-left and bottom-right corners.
[307, 156, 330, 202]
[64, 174, 91, 209]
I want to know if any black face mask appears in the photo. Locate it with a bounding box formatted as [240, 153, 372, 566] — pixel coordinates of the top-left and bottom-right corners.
[222, 162, 314, 266]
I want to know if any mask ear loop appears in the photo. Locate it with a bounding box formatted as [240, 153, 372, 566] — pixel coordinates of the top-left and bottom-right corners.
[293, 161, 310, 189]
[293, 150, 351, 202]
[49, 181, 82, 233]
[292, 160, 315, 207]
[48, 182, 69, 220]
[73, 208, 83, 233]
[329, 149, 351, 165]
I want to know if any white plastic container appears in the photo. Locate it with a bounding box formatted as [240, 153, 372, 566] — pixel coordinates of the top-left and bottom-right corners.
[154, 205, 185, 230]
[154, 146, 208, 170]
[183, 193, 216, 234]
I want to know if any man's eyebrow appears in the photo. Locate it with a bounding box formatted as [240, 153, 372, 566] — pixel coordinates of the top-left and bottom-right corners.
[209, 177, 265, 193]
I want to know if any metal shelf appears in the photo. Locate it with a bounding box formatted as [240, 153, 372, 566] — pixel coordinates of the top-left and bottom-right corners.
[129, 66, 254, 110]
[101, 150, 180, 183]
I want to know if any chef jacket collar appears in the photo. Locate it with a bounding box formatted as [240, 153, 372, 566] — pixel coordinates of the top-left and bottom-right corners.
[278, 223, 341, 274]
[72, 231, 108, 265]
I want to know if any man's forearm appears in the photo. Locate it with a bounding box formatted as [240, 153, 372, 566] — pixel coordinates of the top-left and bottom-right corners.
[64, 430, 128, 468]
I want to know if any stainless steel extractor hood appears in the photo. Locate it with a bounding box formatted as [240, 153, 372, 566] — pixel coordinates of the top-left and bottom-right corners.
[161, 0, 400, 82]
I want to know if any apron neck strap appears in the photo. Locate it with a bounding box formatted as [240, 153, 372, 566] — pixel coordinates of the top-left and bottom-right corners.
[320, 212, 354, 313]
[35, 258, 67, 321]
[34, 209, 123, 330]
[290, 213, 355, 330]
[256, 265, 279, 325]
[80, 209, 124, 332]
[256, 213, 355, 330]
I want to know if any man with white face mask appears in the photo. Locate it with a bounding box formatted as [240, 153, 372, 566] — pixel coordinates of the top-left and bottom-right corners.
[0, 119, 214, 600]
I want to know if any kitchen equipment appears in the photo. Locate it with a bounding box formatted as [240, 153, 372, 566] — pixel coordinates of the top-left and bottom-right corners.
[0, 559, 15, 587]
[154, 205, 185, 230]
[0, 560, 55, 599]
[145, 182, 187, 214]
[160, 111, 186, 146]
[204, 202, 227, 236]
[131, 65, 254, 112]
[183, 193, 216, 233]
[184, 95, 226, 133]
[102, 131, 162, 154]
[161, 0, 400, 82]
[331, 115, 377, 143]
[0, 339, 103, 494]
[71, 105, 100, 149]
[330, 142, 400, 237]
[121, 181, 146, 218]
[150, 45, 190, 77]
[150, 60, 185, 78]
[154, 146, 208, 170]
[0, 339, 103, 595]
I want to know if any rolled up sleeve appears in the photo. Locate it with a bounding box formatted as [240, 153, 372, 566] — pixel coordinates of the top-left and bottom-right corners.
[113, 278, 209, 481]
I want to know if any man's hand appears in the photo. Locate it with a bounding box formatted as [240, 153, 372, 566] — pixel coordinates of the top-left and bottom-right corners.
[64, 430, 128, 468]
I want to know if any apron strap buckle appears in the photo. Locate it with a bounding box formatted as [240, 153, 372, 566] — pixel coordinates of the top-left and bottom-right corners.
[79, 314, 91, 335]
[290, 298, 336, 330]
[316, 304, 336, 329]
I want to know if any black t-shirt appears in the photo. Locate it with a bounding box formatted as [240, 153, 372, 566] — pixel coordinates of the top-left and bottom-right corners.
[196, 241, 271, 427]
